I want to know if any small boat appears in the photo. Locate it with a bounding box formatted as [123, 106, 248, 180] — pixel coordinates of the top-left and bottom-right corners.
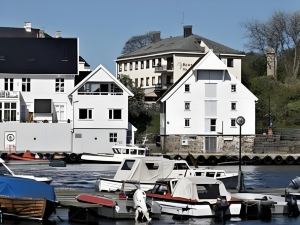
[96, 157, 237, 192]
[146, 177, 242, 218]
[75, 182, 161, 221]
[0, 175, 56, 221]
[0, 158, 52, 183]
[80, 144, 149, 164]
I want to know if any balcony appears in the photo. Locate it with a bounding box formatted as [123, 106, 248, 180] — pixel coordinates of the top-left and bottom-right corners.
[154, 64, 174, 73]
[0, 91, 20, 99]
[154, 83, 174, 97]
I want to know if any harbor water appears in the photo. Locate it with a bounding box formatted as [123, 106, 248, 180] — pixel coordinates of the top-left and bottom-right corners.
[3, 163, 300, 225]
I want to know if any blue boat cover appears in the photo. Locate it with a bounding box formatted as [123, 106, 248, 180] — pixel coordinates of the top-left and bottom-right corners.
[0, 175, 56, 202]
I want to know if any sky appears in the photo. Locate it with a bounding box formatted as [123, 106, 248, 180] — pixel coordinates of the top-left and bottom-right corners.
[0, 0, 300, 72]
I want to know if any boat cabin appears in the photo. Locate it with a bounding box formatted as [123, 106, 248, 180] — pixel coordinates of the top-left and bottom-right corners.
[112, 145, 149, 156]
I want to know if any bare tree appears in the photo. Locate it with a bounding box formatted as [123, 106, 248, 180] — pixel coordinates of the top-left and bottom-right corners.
[244, 11, 300, 80]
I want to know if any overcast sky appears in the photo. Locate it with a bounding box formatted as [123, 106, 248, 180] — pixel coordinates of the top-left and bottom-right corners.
[1, 0, 299, 72]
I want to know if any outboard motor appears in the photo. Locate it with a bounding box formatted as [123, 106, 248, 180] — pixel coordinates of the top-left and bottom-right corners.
[214, 196, 230, 221]
[133, 189, 151, 223]
[286, 194, 299, 217]
[287, 177, 300, 191]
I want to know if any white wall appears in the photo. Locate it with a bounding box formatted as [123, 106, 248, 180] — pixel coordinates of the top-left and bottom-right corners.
[0, 123, 71, 152]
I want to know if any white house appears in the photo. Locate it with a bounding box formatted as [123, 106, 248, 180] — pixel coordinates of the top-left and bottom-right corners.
[158, 50, 257, 154]
[116, 25, 245, 102]
[0, 24, 133, 157]
[69, 65, 133, 155]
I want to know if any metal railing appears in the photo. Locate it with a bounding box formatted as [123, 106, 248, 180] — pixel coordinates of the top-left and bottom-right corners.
[0, 91, 19, 99]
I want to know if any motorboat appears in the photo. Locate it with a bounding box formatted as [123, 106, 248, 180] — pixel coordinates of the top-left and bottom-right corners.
[96, 157, 237, 192]
[75, 182, 161, 222]
[80, 145, 149, 164]
[146, 177, 242, 218]
[0, 175, 56, 221]
[0, 158, 52, 183]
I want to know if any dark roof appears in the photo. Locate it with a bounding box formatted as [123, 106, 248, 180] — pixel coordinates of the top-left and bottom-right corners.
[118, 35, 242, 60]
[0, 27, 51, 38]
[0, 38, 78, 74]
[157, 54, 206, 102]
[79, 56, 90, 67]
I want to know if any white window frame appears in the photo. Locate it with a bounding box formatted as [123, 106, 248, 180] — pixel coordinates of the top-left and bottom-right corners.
[210, 119, 216, 132]
[231, 84, 236, 92]
[79, 108, 93, 120]
[22, 78, 31, 92]
[231, 118, 236, 127]
[185, 84, 190, 92]
[231, 102, 237, 111]
[55, 78, 64, 92]
[184, 118, 190, 127]
[185, 102, 190, 110]
[109, 132, 118, 142]
[4, 78, 14, 91]
[109, 109, 122, 120]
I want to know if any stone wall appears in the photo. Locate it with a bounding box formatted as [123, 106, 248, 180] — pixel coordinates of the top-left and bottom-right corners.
[162, 135, 255, 154]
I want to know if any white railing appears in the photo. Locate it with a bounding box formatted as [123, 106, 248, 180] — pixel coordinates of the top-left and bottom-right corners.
[78, 92, 123, 95]
[0, 91, 19, 99]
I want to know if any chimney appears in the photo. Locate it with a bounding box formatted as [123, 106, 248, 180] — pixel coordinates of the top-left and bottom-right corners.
[55, 31, 62, 38]
[151, 31, 161, 43]
[38, 29, 45, 38]
[24, 22, 32, 32]
[183, 25, 192, 38]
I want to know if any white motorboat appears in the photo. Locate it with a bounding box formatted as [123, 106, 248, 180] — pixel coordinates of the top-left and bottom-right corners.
[146, 177, 242, 218]
[80, 145, 149, 164]
[96, 157, 238, 192]
[0, 158, 52, 184]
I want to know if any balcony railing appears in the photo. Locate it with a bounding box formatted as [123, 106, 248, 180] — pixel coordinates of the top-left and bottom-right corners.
[154, 83, 174, 91]
[78, 91, 123, 95]
[154, 64, 174, 73]
[0, 91, 19, 99]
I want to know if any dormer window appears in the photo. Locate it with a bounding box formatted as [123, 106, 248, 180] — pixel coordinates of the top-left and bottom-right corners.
[227, 58, 234, 67]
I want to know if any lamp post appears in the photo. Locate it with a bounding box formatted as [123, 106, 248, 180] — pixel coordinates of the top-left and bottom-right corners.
[236, 116, 245, 192]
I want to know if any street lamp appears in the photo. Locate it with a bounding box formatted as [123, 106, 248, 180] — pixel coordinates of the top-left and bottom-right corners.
[236, 116, 245, 192]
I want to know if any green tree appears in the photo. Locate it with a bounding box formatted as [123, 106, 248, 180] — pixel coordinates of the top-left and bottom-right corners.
[119, 75, 152, 135]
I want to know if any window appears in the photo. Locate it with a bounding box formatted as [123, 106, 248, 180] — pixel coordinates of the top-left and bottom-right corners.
[22, 78, 31, 92]
[197, 184, 220, 199]
[140, 78, 144, 87]
[231, 119, 236, 127]
[210, 119, 216, 131]
[146, 77, 149, 86]
[109, 109, 122, 120]
[145, 163, 159, 170]
[55, 78, 64, 92]
[119, 63, 122, 72]
[173, 163, 189, 170]
[54, 104, 66, 121]
[4, 78, 13, 91]
[129, 62, 133, 71]
[79, 108, 93, 120]
[152, 59, 155, 68]
[146, 60, 149, 69]
[157, 58, 161, 66]
[227, 58, 234, 67]
[231, 84, 236, 92]
[185, 118, 190, 127]
[135, 78, 138, 87]
[141, 61, 144, 69]
[158, 76, 161, 84]
[3, 102, 16, 121]
[231, 102, 236, 110]
[185, 84, 190, 92]
[0, 103, 2, 122]
[152, 77, 155, 85]
[185, 102, 190, 110]
[121, 159, 135, 170]
[135, 61, 138, 70]
[109, 132, 118, 142]
[124, 63, 127, 71]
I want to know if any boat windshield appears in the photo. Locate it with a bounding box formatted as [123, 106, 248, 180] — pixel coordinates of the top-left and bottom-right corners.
[0, 164, 10, 175]
[121, 160, 135, 170]
[130, 149, 137, 155]
[152, 183, 169, 195]
[206, 172, 216, 178]
[196, 184, 220, 199]
[138, 150, 145, 155]
[216, 172, 225, 177]
[113, 148, 121, 154]
[173, 163, 189, 170]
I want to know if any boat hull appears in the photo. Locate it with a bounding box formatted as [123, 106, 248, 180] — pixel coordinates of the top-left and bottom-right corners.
[155, 200, 241, 217]
[0, 195, 56, 220]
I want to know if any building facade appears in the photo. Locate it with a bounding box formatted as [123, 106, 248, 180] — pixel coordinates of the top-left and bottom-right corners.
[116, 26, 245, 102]
[0, 23, 132, 156]
[158, 51, 257, 154]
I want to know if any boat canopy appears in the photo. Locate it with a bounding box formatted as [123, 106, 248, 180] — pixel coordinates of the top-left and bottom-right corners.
[114, 157, 176, 182]
[0, 175, 56, 202]
[172, 177, 230, 201]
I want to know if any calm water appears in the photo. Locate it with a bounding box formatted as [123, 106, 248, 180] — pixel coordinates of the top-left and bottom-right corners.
[4, 163, 300, 225]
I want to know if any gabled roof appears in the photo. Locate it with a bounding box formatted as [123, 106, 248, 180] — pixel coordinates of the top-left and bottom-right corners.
[69, 64, 134, 97]
[158, 51, 257, 102]
[0, 38, 78, 74]
[0, 27, 51, 38]
[117, 34, 243, 60]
